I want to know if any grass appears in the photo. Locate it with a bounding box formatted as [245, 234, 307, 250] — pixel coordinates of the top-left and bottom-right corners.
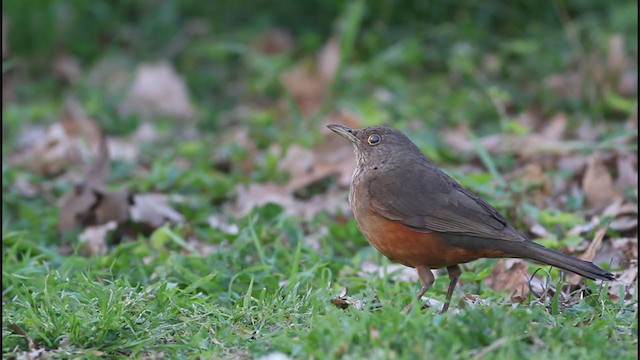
[2, 1, 638, 359]
[2, 224, 637, 359]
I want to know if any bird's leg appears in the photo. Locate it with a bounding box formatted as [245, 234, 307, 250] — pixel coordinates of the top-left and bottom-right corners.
[404, 265, 434, 313]
[441, 265, 461, 313]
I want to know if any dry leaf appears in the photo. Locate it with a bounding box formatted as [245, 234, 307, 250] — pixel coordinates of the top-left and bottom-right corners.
[530, 224, 555, 239]
[9, 100, 103, 176]
[614, 153, 638, 194]
[78, 221, 117, 256]
[121, 62, 195, 120]
[278, 111, 360, 194]
[485, 259, 531, 300]
[592, 237, 637, 270]
[280, 36, 340, 114]
[234, 179, 350, 219]
[567, 224, 609, 285]
[540, 113, 567, 140]
[107, 122, 158, 162]
[582, 154, 619, 209]
[130, 193, 184, 227]
[235, 183, 295, 216]
[608, 263, 638, 301]
[330, 287, 365, 311]
[57, 127, 114, 231]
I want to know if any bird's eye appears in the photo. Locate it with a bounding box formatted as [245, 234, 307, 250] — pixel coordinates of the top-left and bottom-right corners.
[367, 134, 381, 145]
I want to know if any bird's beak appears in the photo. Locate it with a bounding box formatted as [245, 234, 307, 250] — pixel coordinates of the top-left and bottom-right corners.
[327, 124, 358, 143]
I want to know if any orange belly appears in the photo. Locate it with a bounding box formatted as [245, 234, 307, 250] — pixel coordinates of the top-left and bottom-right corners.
[355, 210, 487, 268]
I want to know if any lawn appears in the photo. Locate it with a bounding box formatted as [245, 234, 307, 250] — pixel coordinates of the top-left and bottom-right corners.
[2, 1, 638, 359]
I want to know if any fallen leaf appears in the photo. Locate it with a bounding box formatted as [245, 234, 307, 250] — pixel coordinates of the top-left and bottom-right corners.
[592, 237, 637, 269]
[568, 216, 601, 237]
[540, 113, 568, 140]
[121, 62, 195, 120]
[280, 36, 340, 114]
[235, 183, 295, 216]
[485, 259, 531, 300]
[610, 216, 638, 232]
[530, 224, 555, 239]
[608, 262, 638, 301]
[567, 224, 609, 285]
[107, 122, 158, 162]
[57, 127, 114, 231]
[582, 154, 619, 210]
[234, 182, 349, 220]
[130, 193, 184, 227]
[614, 153, 638, 194]
[330, 287, 365, 311]
[78, 221, 117, 256]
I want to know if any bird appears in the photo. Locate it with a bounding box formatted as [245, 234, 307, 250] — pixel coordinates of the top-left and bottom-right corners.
[327, 124, 615, 312]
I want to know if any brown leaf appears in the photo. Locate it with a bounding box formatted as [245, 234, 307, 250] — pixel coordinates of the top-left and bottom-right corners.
[592, 237, 637, 270]
[582, 154, 619, 210]
[57, 129, 115, 232]
[9, 100, 104, 176]
[485, 259, 531, 300]
[120, 62, 195, 120]
[608, 263, 638, 301]
[610, 216, 638, 232]
[567, 224, 609, 285]
[107, 122, 158, 162]
[580, 224, 609, 261]
[129, 193, 184, 227]
[235, 183, 295, 216]
[280, 37, 340, 115]
[330, 287, 365, 311]
[614, 153, 638, 194]
[540, 113, 568, 140]
[78, 221, 117, 256]
[234, 183, 349, 220]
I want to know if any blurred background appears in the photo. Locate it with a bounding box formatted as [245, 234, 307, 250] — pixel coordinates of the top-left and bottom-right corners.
[2, 1, 638, 357]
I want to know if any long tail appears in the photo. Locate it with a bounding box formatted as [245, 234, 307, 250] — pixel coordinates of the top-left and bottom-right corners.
[443, 235, 615, 281]
[500, 240, 615, 281]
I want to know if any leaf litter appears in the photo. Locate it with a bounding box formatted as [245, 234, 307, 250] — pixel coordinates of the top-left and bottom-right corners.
[3, 28, 637, 314]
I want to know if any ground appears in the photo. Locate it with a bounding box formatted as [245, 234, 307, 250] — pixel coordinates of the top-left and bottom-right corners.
[2, 1, 638, 359]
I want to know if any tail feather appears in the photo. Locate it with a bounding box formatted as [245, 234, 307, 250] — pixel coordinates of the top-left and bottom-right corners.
[505, 240, 615, 281]
[442, 234, 615, 281]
